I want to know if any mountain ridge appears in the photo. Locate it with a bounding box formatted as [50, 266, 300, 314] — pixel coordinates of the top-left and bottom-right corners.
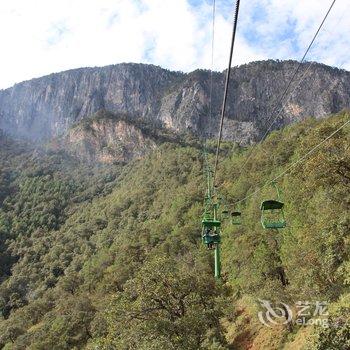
[1, 60, 350, 145]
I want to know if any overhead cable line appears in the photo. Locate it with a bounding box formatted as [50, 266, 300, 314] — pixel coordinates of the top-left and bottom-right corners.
[213, 0, 241, 184]
[209, 0, 216, 124]
[204, 0, 216, 149]
[239, 0, 337, 171]
[234, 116, 350, 205]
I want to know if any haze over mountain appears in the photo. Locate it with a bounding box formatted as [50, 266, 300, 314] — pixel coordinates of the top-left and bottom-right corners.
[1, 60, 349, 146]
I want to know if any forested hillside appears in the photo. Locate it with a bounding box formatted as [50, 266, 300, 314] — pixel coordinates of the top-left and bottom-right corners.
[0, 112, 349, 349]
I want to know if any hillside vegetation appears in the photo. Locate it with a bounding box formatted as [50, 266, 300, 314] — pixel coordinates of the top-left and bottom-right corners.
[0, 112, 349, 349]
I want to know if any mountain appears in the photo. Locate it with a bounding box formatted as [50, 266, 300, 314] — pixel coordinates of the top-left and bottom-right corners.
[0, 112, 349, 349]
[1, 60, 350, 144]
[1, 59, 350, 349]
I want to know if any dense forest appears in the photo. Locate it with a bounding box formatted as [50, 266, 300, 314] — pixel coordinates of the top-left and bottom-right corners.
[0, 111, 349, 349]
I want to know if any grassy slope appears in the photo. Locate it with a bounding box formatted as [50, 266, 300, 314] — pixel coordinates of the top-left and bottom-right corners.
[0, 112, 349, 349]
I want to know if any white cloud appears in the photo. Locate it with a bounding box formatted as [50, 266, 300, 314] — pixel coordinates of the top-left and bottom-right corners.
[238, 0, 350, 68]
[0, 0, 349, 89]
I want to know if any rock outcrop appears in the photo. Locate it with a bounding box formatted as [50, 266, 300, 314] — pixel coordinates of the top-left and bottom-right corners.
[55, 112, 158, 163]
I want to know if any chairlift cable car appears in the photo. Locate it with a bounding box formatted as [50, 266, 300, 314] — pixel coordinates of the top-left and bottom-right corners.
[231, 210, 242, 225]
[260, 181, 286, 229]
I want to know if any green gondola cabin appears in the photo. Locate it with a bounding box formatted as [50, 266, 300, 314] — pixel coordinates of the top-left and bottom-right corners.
[260, 199, 286, 229]
[260, 181, 287, 229]
[231, 211, 242, 225]
[202, 214, 221, 249]
[221, 210, 229, 219]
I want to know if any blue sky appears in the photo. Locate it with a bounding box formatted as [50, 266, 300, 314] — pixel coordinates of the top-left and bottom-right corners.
[0, 0, 349, 89]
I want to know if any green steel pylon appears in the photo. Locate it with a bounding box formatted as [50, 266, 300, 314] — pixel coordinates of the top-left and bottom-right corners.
[202, 147, 221, 279]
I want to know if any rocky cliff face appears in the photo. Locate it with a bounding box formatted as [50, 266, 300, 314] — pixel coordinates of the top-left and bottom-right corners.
[1, 60, 350, 144]
[55, 112, 158, 164]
